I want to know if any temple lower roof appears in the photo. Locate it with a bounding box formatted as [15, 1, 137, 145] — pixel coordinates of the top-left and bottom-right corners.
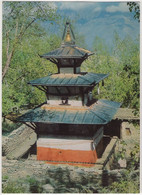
[16, 99, 121, 125]
[28, 73, 109, 86]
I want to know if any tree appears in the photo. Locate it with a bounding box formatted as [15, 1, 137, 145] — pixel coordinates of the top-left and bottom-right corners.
[2, 1, 58, 81]
[93, 36, 109, 56]
[2, 32, 61, 116]
[2, 2, 61, 117]
[82, 33, 139, 111]
[112, 32, 140, 110]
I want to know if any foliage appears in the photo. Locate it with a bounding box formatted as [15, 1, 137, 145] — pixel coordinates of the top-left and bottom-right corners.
[128, 143, 140, 170]
[2, 1, 58, 81]
[81, 140, 139, 193]
[104, 173, 139, 193]
[2, 33, 60, 116]
[2, 120, 21, 135]
[2, 181, 25, 193]
[2, 1, 61, 117]
[105, 140, 139, 193]
[116, 140, 127, 160]
[26, 176, 43, 193]
[2, 176, 43, 193]
[82, 33, 140, 111]
[93, 36, 109, 55]
[127, 2, 140, 22]
[100, 163, 140, 193]
[2, 175, 9, 181]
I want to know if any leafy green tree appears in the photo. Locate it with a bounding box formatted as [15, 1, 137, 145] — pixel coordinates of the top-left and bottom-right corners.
[112, 32, 140, 110]
[2, 2, 61, 117]
[93, 36, 109, 56]
[82, 33, 139, 111]
[2, 33, 61, 116]
[2, 1, 58, 81]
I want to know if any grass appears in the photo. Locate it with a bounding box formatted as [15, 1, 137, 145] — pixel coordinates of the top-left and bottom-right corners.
[2, 181, 25, 193]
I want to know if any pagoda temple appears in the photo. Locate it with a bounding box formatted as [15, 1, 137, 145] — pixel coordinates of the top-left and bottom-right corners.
[17, 22, 121, 165]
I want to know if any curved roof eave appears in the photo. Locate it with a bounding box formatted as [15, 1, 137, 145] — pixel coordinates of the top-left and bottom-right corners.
[16, 99, 121, 125]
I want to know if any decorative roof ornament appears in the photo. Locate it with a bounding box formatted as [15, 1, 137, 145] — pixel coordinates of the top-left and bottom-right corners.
[39, 21, 94, 65]
[62, 21, 75, 46]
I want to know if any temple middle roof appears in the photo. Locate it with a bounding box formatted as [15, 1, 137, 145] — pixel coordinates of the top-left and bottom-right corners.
[28, 72, 109, 87]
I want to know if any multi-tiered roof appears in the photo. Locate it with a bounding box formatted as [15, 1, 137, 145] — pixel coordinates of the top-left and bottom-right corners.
[17, 22, 120, 128]
[39, 21, 94, 73]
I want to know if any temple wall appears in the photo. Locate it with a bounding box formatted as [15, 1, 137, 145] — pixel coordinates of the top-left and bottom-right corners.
[60, 68, 74, 73]
[47, 86, 92, 106]
[47, 95, 83, 106]
[36, 123, 100, 137]
[36, 126, 104, 163]
[48, 100, 83, 106]
[60, 67, 80, 73]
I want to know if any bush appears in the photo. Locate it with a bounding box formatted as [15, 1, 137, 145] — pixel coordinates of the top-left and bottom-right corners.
[26, 176, 43, 193]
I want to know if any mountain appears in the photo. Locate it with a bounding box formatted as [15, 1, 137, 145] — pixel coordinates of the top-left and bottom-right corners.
[42, 2, 140, 51]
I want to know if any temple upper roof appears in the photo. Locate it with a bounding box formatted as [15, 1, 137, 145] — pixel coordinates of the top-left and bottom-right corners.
[40, 45, 93, 59]
[40, 22, 94, 60]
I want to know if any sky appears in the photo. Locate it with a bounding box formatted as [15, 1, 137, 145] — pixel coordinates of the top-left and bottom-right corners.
[45, 2, 140, 51]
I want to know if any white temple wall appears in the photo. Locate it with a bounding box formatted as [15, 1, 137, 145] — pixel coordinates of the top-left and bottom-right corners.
[37, 126, 103, 151]
[60, 68, 74, 73]
[47, 95, 83, 106]
[60, 67, 80, 73]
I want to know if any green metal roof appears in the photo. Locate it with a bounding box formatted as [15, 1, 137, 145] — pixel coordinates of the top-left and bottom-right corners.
[16, 99, 121, 125]
[40, 22, 93, 59]
[40, 46, 93, 59]
[28, 73, 109, 87]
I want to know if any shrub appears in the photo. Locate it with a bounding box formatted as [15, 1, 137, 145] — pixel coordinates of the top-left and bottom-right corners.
[26, 176, 43, 193]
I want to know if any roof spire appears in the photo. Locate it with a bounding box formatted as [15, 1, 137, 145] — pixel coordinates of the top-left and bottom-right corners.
[62, 21, 75, 46]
